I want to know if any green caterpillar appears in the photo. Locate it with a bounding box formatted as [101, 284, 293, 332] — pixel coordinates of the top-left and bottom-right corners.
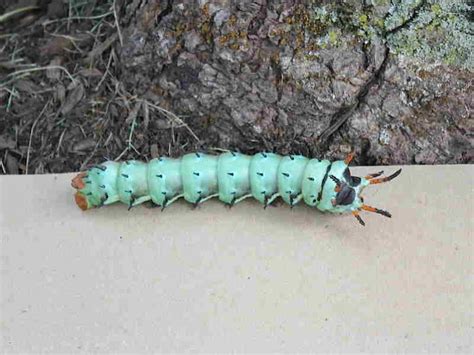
[72, 152, 401, 225]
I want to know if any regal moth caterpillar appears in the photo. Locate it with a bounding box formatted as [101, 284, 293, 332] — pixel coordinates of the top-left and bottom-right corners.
[71, 151, 402, 225]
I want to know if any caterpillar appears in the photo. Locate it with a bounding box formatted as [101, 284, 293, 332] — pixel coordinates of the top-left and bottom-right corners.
[71, 151, 402, 226]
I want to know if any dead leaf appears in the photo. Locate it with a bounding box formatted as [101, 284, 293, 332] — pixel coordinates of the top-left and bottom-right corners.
[54, 84, 66, 105]
[142, 100, 150, 129]
[6, 153, 19, 174]
[150, 143, 159, 158]
[60, 82, 84, 115]
[72, 138, 96, 152]
[46, 57, 62, 80]
[78, 68, 104, 78]
[0, 134, 16, 149]
[40, 36, 73, 57]
[47, 0, 66, 18]
[125, 101, 142, 124]
[14, 79, 41, 93]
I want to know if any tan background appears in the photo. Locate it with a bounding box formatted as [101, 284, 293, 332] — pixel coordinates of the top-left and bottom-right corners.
[1, 165, 473, 352]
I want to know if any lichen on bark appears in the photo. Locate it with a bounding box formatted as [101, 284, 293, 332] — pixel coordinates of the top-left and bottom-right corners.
[115, 0, 471, 164]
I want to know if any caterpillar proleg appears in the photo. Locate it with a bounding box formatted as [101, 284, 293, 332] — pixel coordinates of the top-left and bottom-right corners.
[71, 151, 402, 225]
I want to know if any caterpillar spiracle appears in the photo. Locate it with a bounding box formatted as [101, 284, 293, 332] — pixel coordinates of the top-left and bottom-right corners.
[71, 151, 402, 225]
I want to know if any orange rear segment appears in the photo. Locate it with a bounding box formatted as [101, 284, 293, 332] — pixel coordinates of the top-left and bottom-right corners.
[74, 192, 89, 210]
[71, 172, 86, 189]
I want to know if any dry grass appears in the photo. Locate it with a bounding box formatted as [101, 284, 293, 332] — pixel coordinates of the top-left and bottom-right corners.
[0, 0, 201, 175]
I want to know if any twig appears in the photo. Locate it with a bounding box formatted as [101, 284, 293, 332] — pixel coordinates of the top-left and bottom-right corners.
[80, 140, 101, 171]
[127, 120, 137, 149]
[0, 6, 39, 23]
[0, 159, 6, 174]
[25, 100, 49, 174]
[142, 100, 201, 142]
[42, 12, 114, 26]
[84, 32, 118, 64]
[112, 0, 124, 47]
[95, 49, 114, 91]
[56, 128, 67, 154]
[3, 65, 76, 86]
[114, 146, 128, 161]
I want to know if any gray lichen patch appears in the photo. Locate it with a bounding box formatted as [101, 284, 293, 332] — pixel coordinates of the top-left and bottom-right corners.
[385, 0, 473, 69]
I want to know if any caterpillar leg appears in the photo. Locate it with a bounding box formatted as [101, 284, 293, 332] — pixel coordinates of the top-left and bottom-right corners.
[364, 171, 384, 179]
[193, 193, 219, 208]
[227, 194, 252, 208]
[361, 204, 391, 218]
[289, 193, 303, 209]
[352, 210, 365, 226]
[131, 195, 152, 207]
[161, 194, 184, 211]
[369, 169, 402, 185]
[264, 193, 280, 209]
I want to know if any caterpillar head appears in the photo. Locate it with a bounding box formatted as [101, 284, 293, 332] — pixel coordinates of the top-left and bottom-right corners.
[328, 153, 402, 226]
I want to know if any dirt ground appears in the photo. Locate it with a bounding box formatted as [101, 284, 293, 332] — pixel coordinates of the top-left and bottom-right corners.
[0, 0, 472, 174]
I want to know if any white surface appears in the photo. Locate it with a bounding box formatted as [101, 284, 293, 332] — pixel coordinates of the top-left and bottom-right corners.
[0, 165, 473, 352]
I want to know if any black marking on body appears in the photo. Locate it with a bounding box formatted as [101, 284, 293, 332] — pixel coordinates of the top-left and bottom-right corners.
[99, 185, 106, 189]
[156, 174, 163, 178]
[193, 172, 200, 176]
[343, 168, 351, 182]
[161, 196, 168, 212]
[121, 174, 129, 178]
[335, 186, 356, 206]
[128, 195, 135, 211]
[231, 151, 236, 157]
[261, 152, 267, 158]
[85, 180, 91, 184]
[98, 193, 109, 207]
[195, 152, 201, 158]
[193, 192, 202, 208]
[343, 167, 361, 187]
[289, 155, 294, 160]
[289, 194, 294, 208]
[308, 177, 315, 181]
[282, 172, 290, 177]
[350, 176, 361, 186]
[94, 165, 107, 171]
[329, 175, 341, 186]
[228, 172, 234, 176]
[125, 161, 130, 165]
[317, 163, 333, 203]
[125, 190, 133, 194]
[257, 172, 264, 176]
[228, 193, 237, 208]
[87, 192, 93, 196]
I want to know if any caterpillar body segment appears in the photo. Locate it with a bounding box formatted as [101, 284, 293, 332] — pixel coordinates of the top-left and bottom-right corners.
[72, 152, 402, 225]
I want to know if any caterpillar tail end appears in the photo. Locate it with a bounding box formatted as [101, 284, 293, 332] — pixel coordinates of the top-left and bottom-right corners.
[71, 172, 87, 189]
[74, 192, 90, 210]
[72, 172, 93, 210]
